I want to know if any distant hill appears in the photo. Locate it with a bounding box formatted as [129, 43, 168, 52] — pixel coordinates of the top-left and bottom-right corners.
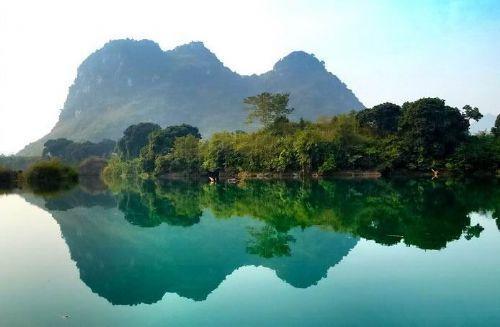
[469, 113, 497, 134]
[19, 39, 364, 156]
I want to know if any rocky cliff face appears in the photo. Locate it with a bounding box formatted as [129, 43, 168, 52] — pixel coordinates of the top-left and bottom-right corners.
[19, 39, 363, 155]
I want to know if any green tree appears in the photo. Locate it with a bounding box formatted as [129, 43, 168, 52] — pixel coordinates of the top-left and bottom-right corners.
[244, 92, 294, 127]
[140, 124, 201, 173]
[462, 105, 483, 122]
[492, 114, 500, 137]
[356, 102, 401, 136]
[117, 123, 161, 160]
[43, 138, 74, 158]
[201, 132, 240, 172]
[24, 160, 78, 194]
[447, 134, 500, 175]
[0, 166, 19, 189]
[43, 138, 116, 163]
[154, 135, 202, 176]
[398, 98, 469, 169]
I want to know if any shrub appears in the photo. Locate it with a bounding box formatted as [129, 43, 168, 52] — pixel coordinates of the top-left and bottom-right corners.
[24, 160, 78, 193]
[0, 166, 19, 190]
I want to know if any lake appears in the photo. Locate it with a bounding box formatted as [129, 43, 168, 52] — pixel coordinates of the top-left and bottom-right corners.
[1, 178, 499, 326]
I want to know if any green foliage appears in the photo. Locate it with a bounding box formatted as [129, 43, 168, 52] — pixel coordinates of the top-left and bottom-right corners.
[43, 138, 73, 157]
[154, 135, 202, 176]
[107, 96, 497, 177]
[492, 114, 500, 137]
[43, 138, 116, 163]
[462, 105, 483, 122]
[24, 160, 78, 193]
[446, 134, 500, 175]
[201, 132, 241, 172]
[245, 92, 294, 127]
[0, 166, 19, 190]
[357, 102, 401, 136]
[398, 98, 470, 170]
[117, 123, 161, 160]
[140, 124, 201, 173]
[102, 156, 143, 187]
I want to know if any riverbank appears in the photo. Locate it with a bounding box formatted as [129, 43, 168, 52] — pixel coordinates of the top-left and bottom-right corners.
[154, 168, 499, 182]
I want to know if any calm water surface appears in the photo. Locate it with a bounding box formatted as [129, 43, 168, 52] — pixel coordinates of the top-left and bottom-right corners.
[1, 178, 499, 326]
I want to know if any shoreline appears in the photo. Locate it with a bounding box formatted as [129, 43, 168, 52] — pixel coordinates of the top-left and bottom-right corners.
[155, 169, 500, 182]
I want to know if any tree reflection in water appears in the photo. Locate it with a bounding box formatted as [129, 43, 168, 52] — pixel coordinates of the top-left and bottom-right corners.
[19, 177, 500, 305]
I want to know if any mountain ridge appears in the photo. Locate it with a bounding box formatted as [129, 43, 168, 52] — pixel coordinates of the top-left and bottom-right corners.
[19, 38, 364, 156]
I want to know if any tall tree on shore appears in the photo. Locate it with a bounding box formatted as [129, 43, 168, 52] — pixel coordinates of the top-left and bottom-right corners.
[462, 105, 483, 122]
[244, 93, 294, 128]
[117, 123, 161, 159]
[399, 98, 469, 168]
[356, 102, 401, 136]
[140, 124, 201, 173]
[492, 114, 500, 137]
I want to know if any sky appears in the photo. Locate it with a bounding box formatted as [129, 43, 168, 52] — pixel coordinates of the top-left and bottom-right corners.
[0, 0, 499, 154]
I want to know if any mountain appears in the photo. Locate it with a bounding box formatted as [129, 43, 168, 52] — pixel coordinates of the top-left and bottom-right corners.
[19, 39, 364, 156]
[469, 113, 497, 134]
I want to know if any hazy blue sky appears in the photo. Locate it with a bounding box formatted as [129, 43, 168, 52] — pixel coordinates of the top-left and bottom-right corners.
[0, 0, 499, 154]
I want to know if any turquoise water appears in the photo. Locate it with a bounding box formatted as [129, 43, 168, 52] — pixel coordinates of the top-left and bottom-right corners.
[1, 179, 499, 326]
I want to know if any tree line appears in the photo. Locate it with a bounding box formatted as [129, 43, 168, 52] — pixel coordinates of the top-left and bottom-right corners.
[101, 92, 499, 179]
[42, 138, 116, 163]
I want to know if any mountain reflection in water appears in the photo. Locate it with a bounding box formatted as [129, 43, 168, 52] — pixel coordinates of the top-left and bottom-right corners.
[20, 178, 500, 306]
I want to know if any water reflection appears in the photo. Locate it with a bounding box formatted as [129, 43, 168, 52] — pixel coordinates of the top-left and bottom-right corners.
[19, 177, 500, 306]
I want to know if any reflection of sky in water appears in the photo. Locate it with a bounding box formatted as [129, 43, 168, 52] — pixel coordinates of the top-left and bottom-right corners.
[1, 182, 500, 325]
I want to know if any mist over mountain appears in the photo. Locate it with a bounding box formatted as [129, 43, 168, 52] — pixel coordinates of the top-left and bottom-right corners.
[19, 39, 363, 156]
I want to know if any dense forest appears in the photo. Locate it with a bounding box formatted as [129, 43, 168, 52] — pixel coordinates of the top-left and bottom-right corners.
[101, 93, 499, 180]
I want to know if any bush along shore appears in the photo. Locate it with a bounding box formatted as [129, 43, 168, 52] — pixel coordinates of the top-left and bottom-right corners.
[99, 93, 499, 182]
[0, 160, 79, 194]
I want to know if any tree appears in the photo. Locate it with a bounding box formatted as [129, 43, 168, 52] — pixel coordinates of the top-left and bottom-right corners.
[244, 92, 294, 127]
[116, 123, 161, 160]
[0, 166, 18, 189]
[43, 138, 74, 158]
[447, 134, 500, 174]
[154, 135, 202, 176]
[492, 114, 500, 137]
[462, 105, 483, 122]
[201, 132, 240, 172]
[43, 138, 116, 163]
[399, 98, 469, 169]
[356, 102, 401, 136]
[140, 124, 201, 173]
[24, 160, 78, 193]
